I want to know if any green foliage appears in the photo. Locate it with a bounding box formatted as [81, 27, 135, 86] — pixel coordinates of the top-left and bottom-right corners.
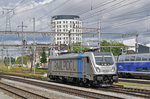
[40, 47, 47, 63]
[36, 62, 40, 69]
[4, 57, 15, 66]
[72, 42, 89, 53]
[15, 56, 29, 65]
[100, 40, 125, 56]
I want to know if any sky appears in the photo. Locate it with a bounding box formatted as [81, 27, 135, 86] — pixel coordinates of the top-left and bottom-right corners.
[0, 0, 150, 45]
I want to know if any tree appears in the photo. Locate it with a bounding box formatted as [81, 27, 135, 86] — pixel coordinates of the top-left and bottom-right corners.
[4, 57, 15, 66]
[72, 42, 89, 53]
[100, 40, 125, 56]
[15, 56, 29, 66]
[40, 47, 47, 67]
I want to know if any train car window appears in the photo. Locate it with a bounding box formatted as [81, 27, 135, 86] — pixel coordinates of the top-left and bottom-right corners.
[136, 67, 141, 71]
[118, 56, 124, 62]
[136, 56, 141, 61]
[130, 56, 135, 61]
[125, 56, 130, 61]
[142, 57, 148, 61]
[142, 68, 148, 72]
[148, 56, 150, 61]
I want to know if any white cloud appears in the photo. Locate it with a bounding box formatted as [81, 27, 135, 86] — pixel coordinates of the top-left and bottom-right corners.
[123, 39, 136, 46]
[16, 0, 54, 13]
[1, 0, 150, 44]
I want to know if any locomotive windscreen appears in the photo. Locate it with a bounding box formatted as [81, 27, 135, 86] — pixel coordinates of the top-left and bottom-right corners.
[95, 56, 114, 66]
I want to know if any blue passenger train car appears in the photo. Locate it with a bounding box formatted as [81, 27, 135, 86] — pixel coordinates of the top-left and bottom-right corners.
[116, 53, 150, 78]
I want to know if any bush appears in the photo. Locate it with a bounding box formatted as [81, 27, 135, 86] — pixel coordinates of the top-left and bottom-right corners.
[36, 63, 40, 69]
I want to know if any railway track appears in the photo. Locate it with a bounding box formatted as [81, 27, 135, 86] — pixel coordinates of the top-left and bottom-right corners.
[1, 72, 150, 85]
[0, 75, 121, 99]
[0, 81, 49, 99]
[97, 86, 150, 99]
[0, 73, 150, 99]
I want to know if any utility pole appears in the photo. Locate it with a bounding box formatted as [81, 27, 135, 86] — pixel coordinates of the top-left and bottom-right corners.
[1, 34, 4, 71]
[9, 55, 11, 66]
[33, 17, 36, 74]
[6, 48, 8, 66]
[135, 33, 139, 53]
[98, 21, 101, 51]
[18, 22, 27, 67]
[1, 8, 14, 71]
[68, 30, 71, 53]
[3, 8, 14, 31]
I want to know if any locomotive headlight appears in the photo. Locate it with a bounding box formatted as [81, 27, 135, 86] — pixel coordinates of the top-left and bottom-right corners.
[96, 67, 101, 72]
[111, 67, 115, 72]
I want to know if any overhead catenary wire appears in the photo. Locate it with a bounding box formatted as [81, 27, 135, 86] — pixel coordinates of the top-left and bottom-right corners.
[80, 0, 142, 21]
[84, 2, 150, 25]
[77, 0, 117, 15]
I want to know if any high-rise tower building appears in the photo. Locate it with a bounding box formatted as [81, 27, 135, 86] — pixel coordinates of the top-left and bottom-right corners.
[51, 15, 82, 45]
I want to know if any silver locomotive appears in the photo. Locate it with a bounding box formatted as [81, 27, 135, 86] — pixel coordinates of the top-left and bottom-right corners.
[47, 51, 118, 87]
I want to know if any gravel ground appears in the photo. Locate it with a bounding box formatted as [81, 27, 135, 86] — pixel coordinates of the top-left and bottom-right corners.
[1, 76, 144, 99]
[0, 90, 14, 99]
[1, 79, 85, 99]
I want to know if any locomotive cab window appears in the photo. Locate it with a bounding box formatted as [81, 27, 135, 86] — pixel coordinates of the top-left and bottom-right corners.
[95, 56, 114, 66]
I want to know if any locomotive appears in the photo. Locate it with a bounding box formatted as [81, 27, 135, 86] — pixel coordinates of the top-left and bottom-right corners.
[116, 53, 150, 78]
[47, 50, 118, 87]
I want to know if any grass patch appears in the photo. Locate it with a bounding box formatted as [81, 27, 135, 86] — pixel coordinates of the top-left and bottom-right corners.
[0, 66, 48, 77]
[115, 81, 150, 88]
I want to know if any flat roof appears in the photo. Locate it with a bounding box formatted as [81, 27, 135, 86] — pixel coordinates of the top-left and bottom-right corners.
[52, 15, 80, 20]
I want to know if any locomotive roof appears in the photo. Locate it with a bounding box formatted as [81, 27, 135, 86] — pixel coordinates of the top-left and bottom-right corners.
[94, 52, 112, 56]
[49, 52, 112, 59]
